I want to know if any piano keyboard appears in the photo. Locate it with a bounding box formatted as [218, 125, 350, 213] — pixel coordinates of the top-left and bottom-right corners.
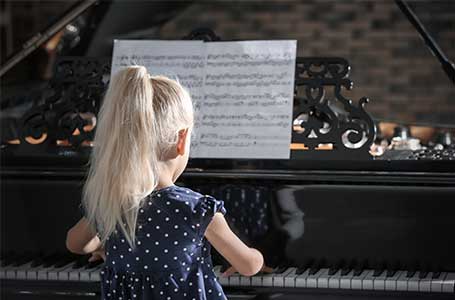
[1, 255, 454, 294]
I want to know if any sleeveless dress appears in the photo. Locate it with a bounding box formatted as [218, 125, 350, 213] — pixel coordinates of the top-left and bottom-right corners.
[99, 185, 227, 300]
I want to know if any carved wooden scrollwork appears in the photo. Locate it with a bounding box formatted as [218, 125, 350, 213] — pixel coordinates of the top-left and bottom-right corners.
[292, 57, 376, 160]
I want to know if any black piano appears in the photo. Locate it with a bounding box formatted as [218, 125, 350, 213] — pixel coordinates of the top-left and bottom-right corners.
[1, 1, 454, 299]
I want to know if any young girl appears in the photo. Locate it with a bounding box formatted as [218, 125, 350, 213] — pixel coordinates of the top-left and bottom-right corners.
[66, 66, 265, 299]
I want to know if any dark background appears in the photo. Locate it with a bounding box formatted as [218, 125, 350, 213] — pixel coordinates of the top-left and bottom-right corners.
[1, 0, 454, 126]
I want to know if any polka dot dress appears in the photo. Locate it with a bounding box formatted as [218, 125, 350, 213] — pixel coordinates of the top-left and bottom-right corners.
[100, 185, 227, 300]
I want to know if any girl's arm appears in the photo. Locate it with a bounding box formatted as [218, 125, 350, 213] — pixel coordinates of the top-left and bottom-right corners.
[204, 213, 264, 277]
[66, 217, 103, 255]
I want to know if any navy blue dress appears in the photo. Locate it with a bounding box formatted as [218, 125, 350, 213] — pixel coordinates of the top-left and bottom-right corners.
[99, 185, 227, 300]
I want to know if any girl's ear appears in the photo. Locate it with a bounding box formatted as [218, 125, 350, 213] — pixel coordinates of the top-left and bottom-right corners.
[176, 128, 189, 156]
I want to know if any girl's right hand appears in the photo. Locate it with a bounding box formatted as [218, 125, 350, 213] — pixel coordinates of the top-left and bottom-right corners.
[88, 248, 106, 262]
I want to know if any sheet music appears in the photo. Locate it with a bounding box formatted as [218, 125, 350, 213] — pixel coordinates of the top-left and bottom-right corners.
[111, 40, 207, 155]
[193, 40, 296, 159]
[111, 39, 296, 159]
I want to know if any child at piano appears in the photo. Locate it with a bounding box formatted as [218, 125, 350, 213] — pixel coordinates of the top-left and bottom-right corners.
[66, 65, 265, 300]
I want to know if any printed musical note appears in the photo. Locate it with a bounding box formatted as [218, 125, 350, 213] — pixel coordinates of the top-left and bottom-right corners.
[111, 39, 297, 159]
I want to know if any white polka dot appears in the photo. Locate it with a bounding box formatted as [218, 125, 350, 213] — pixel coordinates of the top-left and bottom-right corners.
[164, 233, 169, 237]
[128, 248, 132, 252]
[148, 217, 152, 222]
[174, 241, 179, 245]
[145, 249, 150, 253]
[164, 249, 168, 253]
[189, 281, 193, 286]
[164, 264, 168, 268]
[148, 201, 152, 205]
[135, 257, 139, 261]
[156, 209, 161, 214]
[137, 240, 141, 245]
[165, 217, 170, 222]
[154, 257, 159, 261]
[183, 232, 188, 236]
[157, 194, 161, 197]
[183, 247, 187, 251]
[156, 225, 160, 229]
[175, 209, 179, 213]
[144, 265, 148, 269]
[155, 241, 159, 245]
[174, 225, 179, 229]
[173, 256, 178, 260]
[176, 195, 180, 198]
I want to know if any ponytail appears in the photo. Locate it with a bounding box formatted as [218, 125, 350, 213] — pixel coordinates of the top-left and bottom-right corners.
[83, 66, 160, 247]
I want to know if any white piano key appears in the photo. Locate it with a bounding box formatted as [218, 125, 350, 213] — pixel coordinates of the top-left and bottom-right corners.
[339, 270, 355, 290]
[328, 270, 342, 289]
[442, 272, 455, 293]
[47, 262, 75, 281]
[284, 267, 299, 288]
[261, 272, 275, 287]
[228, 272, 241, 286]
[273, 268, 295, 287]
[396, 271, 409, 291]
[407, 272, 421, 292]
[14, 262, 36, 280]
[316, 269, 330, 288]
[385, 270, 403, 291]
[213, 265, 222, 279]
[430, 272, 447, 293]
[351, 270, 370, 290]
[79, 266, 93, 281]
[361, 270, 376, 290]
[251, 272, 263, 286]
[419, 272, 432, 292]
[373, 271, 387, 291]
[89, 265, 104, 282]
[218, 273, 229, 286]
[295, 269, 310, 288]
[306, 269, 325, 288]
[239, 274, 251, 286]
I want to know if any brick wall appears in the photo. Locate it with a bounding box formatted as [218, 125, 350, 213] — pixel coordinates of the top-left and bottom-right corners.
[3, 0, 454, 126]
[158, 0, 455, 126]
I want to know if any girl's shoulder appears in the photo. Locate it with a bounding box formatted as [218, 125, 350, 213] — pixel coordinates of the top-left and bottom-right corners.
[150, 185, 226, 217]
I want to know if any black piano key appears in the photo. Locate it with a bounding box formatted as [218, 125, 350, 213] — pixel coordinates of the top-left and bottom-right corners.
[432, 271, 441, 279]
[1, 251, 20, 267]
[30, 252, 58, 268]
[406, 270, 416, 278]
[85, 258, 104, 269]
[329, 259, 345, 276]
[11, 252, 36, 267]
[419, 271, 429, 279]
[373, 261, 386, 277]
[273, 265, 288, 274]
[72, 255, 91, 269]
[309, 259, 325, 275]
[54, 255, 77, 268]
[353, 259, 368, 276]
[220, 264, 229, 274]
[386, 261, 400, 277]
[341, 259, 356, 276]
[295, 267, 307, 275]
[42, 253, 64, 268]
[386, 269, 397, 277]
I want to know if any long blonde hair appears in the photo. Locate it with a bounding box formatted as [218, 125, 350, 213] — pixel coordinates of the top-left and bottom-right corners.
[82, 66, 193, 248]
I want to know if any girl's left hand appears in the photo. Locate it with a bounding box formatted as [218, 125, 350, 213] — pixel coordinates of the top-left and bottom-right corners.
[89, 248, 106, 262]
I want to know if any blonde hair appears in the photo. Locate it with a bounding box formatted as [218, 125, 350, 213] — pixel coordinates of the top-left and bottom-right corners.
[82, 66, 193, 248]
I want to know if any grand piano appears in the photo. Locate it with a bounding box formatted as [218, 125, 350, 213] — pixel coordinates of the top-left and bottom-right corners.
[1, 1, 454, 299]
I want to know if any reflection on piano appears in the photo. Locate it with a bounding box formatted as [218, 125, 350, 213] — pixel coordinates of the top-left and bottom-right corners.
[1, 0, 454, 300]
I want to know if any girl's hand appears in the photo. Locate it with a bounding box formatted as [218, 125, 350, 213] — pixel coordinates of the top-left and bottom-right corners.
[88, 248, 106, 262]
[221, 264, 274, 277]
